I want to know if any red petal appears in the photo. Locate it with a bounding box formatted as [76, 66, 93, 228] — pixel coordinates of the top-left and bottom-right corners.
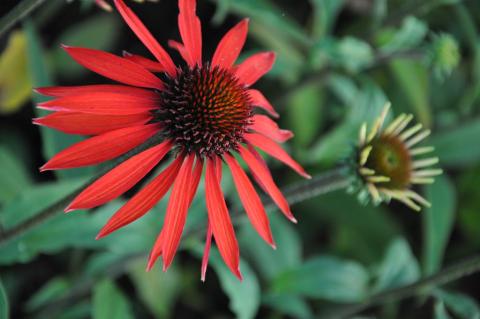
[212, 19, 249, 69]
[161, 154, 196, 271]
[95, 0, 112, 11]
[168, 40, 190, 65]
[205, 158, 242, 280]
[178, 0, 202, 68]
[66, 141, 172, 211]
[147, 229, 165, 271]
[41, 124, 158, 171]
[201, 222, 213, 282]
[147, 157, 202, 271]
[33, 112, 152, 135]
[245, 133, 310, 179]
[38, 92, 159, 115]
[225, 154, 275, 247]
[235, 52, 275, 87]
[247, 89, 279, 118]
[62, 46, 164, 89]
[122, 51, 165, 72]
[114, 0, 177, 77]
[250, 114, 293, 143]
[35, 85, 156, 98]
[97, 155, 183, 239]
[238, 145, 296, 223]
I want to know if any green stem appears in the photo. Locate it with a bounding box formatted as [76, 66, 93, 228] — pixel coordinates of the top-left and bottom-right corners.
[325, 254, 480, 319]
[0, 133, 166, 248]
[0, 0, 47, 37]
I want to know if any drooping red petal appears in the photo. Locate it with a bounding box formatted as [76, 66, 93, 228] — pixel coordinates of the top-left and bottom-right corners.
[122, 51, 165, 72]
[114, 0, 177, 77]
[33, 112, 152, 136]
[41, 124, 158, 171]
[178, 0, 202, 67]
[212, 19, 249, 69]
[249, 114, 293, 143]
[245, 133, 310, 179]
[66, 141, 172, 211]
[168, 40, 190, 65]
[247, 89, 279, 118]
[62, 46, 164, 89]
[238, 145, 296, 223]
[201, 222, 213, 282]
[97, 155, 183, 239]
[235, 52, 275, 87]
[224, 153, 275, 247]
[205, 158, 242, 280]
[35, 84, 155, 98]
[95, 0, 112, 11]
[161, 154, 196, 271]
[147, 229, 164, 271]
[38, 92, 159, 115]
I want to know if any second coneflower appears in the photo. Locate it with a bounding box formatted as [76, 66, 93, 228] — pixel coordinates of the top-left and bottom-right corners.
[34, 0, 309, 280]
[353, 103, 442, 211]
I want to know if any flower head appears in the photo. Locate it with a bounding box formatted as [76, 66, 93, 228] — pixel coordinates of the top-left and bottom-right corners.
[353, 103, 442, 211]
[34, 0, 309, 280]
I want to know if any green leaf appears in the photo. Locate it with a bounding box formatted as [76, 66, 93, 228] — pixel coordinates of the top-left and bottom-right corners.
[26, 277, 70, 312]
[286, 83, 324, 147]
[272, 256, 369, 302]
[0, 146, 31, 205]
[51, 15, 119, 79]
[435, 301, 453, 319]
[307, 80, 388, 165]
[389, 58, 431, 126]
[263, 293, 313, 319]
[240, 212, 302, 280]
[211, 0, 311, 47]
[310, 0, 346, 39]
[0, 179, 85, 229]
[423, 175, 456, 275]
[373, 238, 420, 292]
[24, 19, 92, 180]
[93, 279, 134, 319]
[128, 260, 181, 318]
[0, 278, 8, 319]
[434, 290, 480, 319]
[430, 119, 480, 167]
[209, 250, 261, 319]
[379, 16, 428, 54]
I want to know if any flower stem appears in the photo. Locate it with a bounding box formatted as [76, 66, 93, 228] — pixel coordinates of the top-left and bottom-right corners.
[0, 133, 166, 247]
[324, 254, 480, 319]
[0, 0, 47, 37]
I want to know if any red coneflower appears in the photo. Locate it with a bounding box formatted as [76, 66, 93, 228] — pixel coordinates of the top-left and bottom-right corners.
[34, 0, 310, 280]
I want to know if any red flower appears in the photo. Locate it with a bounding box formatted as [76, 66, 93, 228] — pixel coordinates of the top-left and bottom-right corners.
[34, 0, 310, 280]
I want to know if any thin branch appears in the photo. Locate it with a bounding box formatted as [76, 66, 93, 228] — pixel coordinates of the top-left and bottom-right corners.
[0, 133, 166, 247]
[0, 0, 47, 37]
[323, 254, 480, 319]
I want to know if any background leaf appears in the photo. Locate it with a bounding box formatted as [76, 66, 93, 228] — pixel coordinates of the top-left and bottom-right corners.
[92, 279, 134, 319]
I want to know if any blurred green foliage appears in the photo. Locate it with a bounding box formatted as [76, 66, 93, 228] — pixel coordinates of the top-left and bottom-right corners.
[1, 0, 480, 318]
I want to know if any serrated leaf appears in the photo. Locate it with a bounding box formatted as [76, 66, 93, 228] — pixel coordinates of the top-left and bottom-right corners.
[373, 238, 420, 292]
[93, 279, 134, 319]
[272, 255, 369, 302]
[423, 175, 456, 275]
